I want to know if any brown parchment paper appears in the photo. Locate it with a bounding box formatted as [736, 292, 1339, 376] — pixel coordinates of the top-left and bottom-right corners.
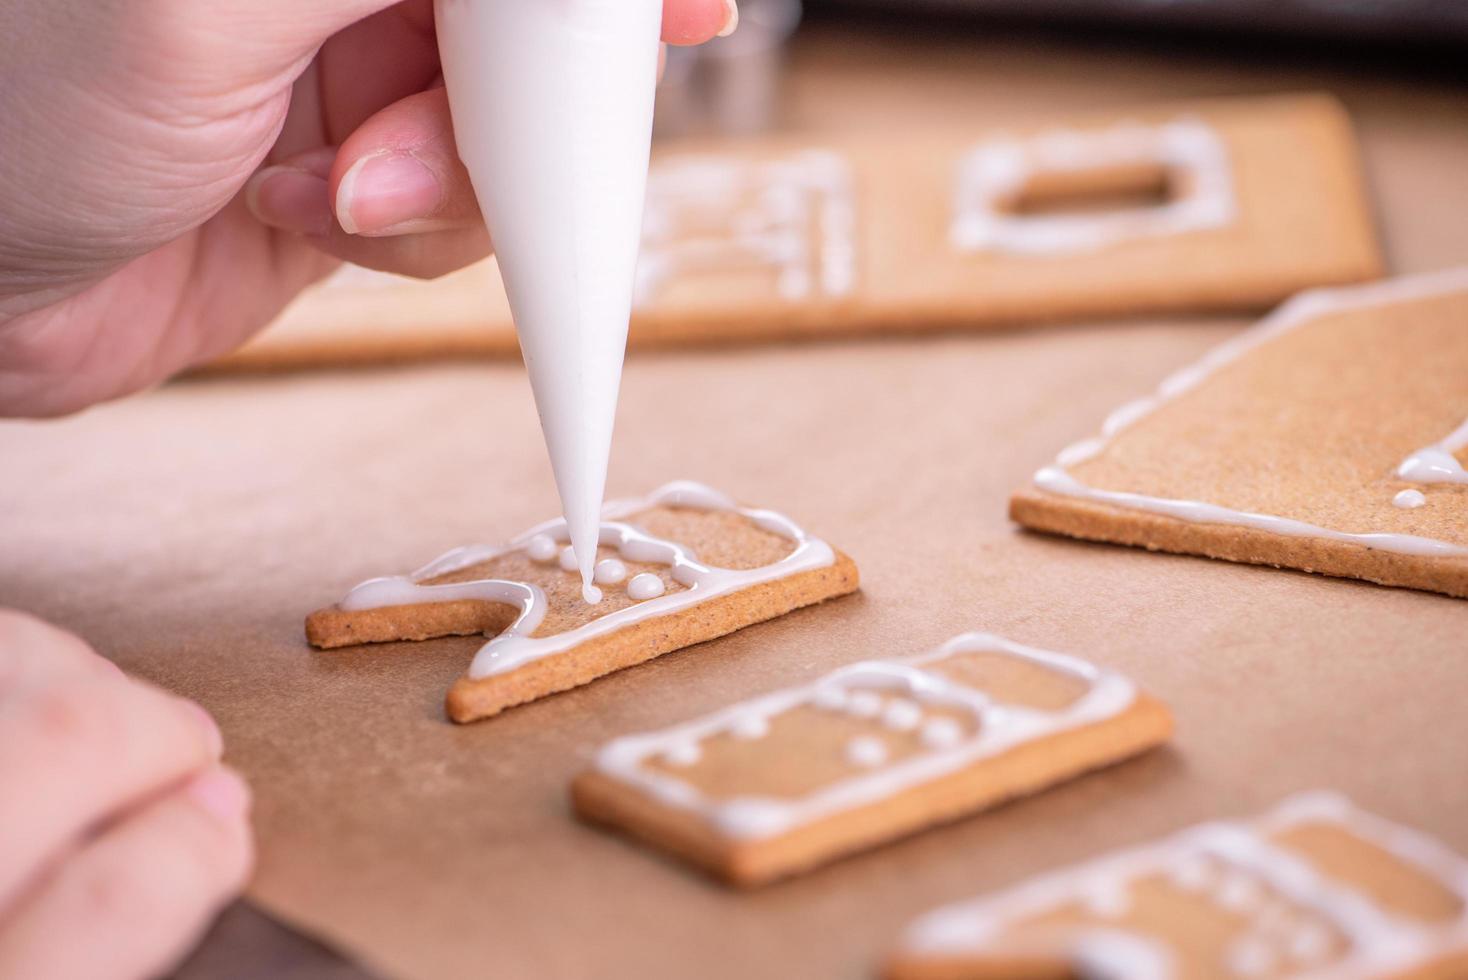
[3, 23, 1468, 980]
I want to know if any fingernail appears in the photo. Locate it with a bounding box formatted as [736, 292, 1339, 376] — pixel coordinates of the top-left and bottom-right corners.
[184, 701, 224, 758]
[336, 151, 442, 236]
[187, 768, 251, 823]
[245, 166, 333, 236]
[717, 0, 739, 37]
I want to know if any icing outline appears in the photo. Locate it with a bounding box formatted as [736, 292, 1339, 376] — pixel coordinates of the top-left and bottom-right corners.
[592, 632, 1138, 841]
[1033, 269, 1468, 559]
[337, 481, 836, 680]
[951, 117, 1235, 255]
[898, 791, 1468, 980]
[635, 150, 856, 305]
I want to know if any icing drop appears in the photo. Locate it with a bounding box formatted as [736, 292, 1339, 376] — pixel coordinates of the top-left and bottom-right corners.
[1215, 871, 1263, 913]
[1396, 417, 1468, 486]
[593, 558, 629, 585]
[882, 699, 925, 731]
[729, 713, 770, 741]
[526, 534, 558, 562]
[1392, 489, 1427, 509]
[558, 546, 580, 572]
[846, 690, 884, 719]
[845, 735, 889, 768]
[920, 717, 964, 750]
[625, 573, 666, 601]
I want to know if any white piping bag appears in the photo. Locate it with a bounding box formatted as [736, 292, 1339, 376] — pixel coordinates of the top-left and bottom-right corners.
[435, 0, 663, 603]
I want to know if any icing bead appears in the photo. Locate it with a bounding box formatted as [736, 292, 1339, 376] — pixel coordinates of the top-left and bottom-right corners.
[626, 573, 666, 601]
[729, 713, 770, 741]
[525, 534, 558, 562]
[1393, 489, 1426, 509]
[847, 691, 884, 718]
[845, 735, 888, 768]
[920, 717, 964, 750]
[882, 699, 925, 731]
[558, 546, 580, 571]
[593, 558, 628, 585]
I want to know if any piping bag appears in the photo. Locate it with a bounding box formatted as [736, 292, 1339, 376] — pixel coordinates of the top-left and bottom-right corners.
[435, 0, 663, 603]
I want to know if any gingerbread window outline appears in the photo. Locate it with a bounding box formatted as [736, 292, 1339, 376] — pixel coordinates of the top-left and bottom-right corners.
[950, 117, 1236, 255]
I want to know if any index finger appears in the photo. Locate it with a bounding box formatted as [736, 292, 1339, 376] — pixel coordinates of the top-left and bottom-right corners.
[663, 0, 737, 45]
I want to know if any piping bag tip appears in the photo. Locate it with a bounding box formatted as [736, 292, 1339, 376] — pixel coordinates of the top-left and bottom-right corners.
[581, 578, 604, 605]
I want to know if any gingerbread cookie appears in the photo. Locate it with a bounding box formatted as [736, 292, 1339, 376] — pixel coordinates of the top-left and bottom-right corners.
[211, 92, 1378, 371]
[572, 633, 1171, 886]
[887, 792, 1468, 980]
[1011, 269, 1468, 599]
[306, 481, 859, 723]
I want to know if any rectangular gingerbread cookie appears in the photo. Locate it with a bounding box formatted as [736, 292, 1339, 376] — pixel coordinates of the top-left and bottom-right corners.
[211, 92, 1378, 371]
[571, 632, 1172, 886]
[306, 481, 859, 723]
[1011, 269, 1468, 599]
[887, 792, 1468, 980]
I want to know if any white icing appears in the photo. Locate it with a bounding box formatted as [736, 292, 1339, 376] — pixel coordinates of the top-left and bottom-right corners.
[337, 480, 836, 680]
[1397, 417, 1468, 486]
[436, 0, 661, 603]
[662, 742, 701, 767]
[558, 546, 580, 572]
[881, 699, 925, 732]
[846, 690, 884, 719]
[812, 687, 848, 711]
[920, 717, 965, 751]
[625, 573, 666, 601]
[951, 117, 1235, 255]
[1032, 270, 1468, 559]
[730, 714, 770, 741]
[1393, 489, 1427, 510]
[592, 632, 1138, 842]
[525, 534, 558, 563]
[845, 735, 889, 768]
[635, 150, 856, 305]
[593, 558, 628, 585]
[897, 791, 1468, 980]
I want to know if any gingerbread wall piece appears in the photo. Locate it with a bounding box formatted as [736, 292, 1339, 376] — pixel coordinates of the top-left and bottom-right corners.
[887, 792, 1468, 980]
[210, 92, 1379, 371]
[572, 633, 1172, 886]
[1012, 269, 1468, 599]
[306, 481, 859, 722]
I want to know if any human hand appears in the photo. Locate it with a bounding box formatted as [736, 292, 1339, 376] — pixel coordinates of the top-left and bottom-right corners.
[0, 610, 252, 980]
[0, 0, 737, 416]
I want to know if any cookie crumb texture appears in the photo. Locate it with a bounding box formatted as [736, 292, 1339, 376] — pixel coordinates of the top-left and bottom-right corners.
[887, 792, 1468, 980]
[573, 634, 1172, 886]
[1014, 271, 1468, 598]
[306, 489, 859, 723]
